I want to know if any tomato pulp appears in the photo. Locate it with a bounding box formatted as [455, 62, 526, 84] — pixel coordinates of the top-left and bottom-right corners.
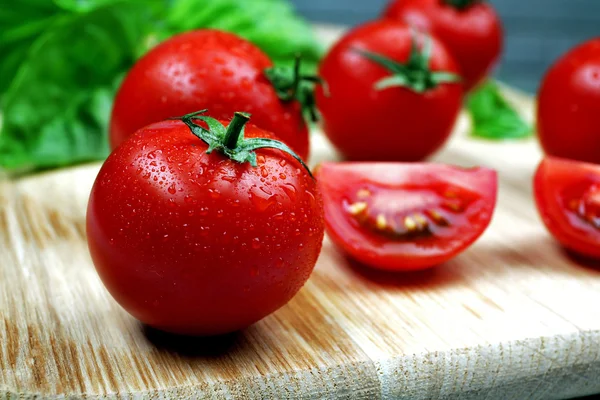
[88, 116, 324, 335]
[534, 157, 600, 259]
[316, 162, 497, 271]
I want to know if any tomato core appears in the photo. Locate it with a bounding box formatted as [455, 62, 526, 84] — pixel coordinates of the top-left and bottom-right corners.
[343, 184, 477, 241]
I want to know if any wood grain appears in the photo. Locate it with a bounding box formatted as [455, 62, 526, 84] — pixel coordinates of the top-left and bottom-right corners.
[2, 30, 600, 400]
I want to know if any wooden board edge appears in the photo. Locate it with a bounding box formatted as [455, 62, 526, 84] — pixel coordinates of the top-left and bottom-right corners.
[2, 330, 598, 399]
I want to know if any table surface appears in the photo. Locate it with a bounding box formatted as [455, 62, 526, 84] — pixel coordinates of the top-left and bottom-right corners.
[1, 27, 600, 400]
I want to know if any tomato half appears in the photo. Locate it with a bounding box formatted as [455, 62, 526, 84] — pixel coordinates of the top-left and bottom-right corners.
[110, 29, 310, 160]
[534, 157, 600, 259]
[383, 0, 503, 91]
[88, 116, 324, 335]
[316, 162, 497, 271]
[537, 38, 600, 164]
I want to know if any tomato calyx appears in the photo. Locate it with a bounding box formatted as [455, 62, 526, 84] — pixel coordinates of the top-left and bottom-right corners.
[173, 109, 313, 177]
[264, 55, 325, 122]
[443, 0, 483, 10]
[355, 30, 461, 93]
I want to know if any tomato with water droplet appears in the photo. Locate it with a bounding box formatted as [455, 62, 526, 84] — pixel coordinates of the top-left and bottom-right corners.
[316, 162, 497, 271]
[109, 30, 310, 160]
[87, 118, 324, 335]
[534, 157, 600, 259]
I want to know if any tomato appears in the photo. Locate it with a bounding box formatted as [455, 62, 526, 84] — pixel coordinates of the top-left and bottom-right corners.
[110, 29, 315, 160]
[537, 39, 600, 164]
[383, 0, 503, 91]
[534, 157, 600, 259]
[315, 20, 463, 162]
[316, 162, 497, 271]
[88, 112, 324, 335]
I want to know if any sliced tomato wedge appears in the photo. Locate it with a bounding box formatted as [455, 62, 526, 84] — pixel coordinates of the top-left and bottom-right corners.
[534, 157, 600, 259]
[316, 162, 498, 271]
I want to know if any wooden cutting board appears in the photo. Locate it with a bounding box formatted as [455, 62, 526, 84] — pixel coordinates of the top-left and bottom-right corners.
[2, 29, 600, 400]
[2, 89, 600, 400]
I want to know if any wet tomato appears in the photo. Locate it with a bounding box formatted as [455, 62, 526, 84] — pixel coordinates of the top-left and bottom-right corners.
[534, 157, 600, 259]
[315, 20, 463, 161]
[110, 29, 317, 160]
[316, 162, 497, 271]
[383, 0, 503, 91]
[537, 38, 600, 164]
[87, 112, 324, 335]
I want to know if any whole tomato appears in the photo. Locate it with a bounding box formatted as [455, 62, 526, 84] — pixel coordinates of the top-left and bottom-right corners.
[383, 0, 503, 91]
[316, 20, 463, 161]
[110, 29, 318, 160]
[537, 38, 600, 164]
[88, 111, 324, 335]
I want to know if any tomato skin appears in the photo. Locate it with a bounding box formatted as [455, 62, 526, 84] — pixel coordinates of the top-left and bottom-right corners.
[87, 120, 324, 335]
[383, 0, 503, 91]
[316, 162, 497, 271]
[315, 20, 463, 162]
[537, 39, 600, 164]
[534, 157, 600, 259]
[110, 30, 309, 160]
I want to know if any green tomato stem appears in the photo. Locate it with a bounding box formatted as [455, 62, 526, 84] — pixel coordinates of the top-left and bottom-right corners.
[223, 112, 251, 150]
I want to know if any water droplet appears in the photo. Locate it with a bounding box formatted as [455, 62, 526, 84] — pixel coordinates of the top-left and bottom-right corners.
[279, 173, 287, 180]
[184, 195, 194, 204]
[168, 183, 177, 194]
[257, 155, 266, 164]
[160, 166, 166, 172]
[136, 167, 143, 175]
[260, 166, 269, 178]
[252, 238, 261, 249]
[153, 176, 158, 181]
[279, 159, 287, 167]
[208, 188, 221, 199]
[109, 238, 115, 245]
[249, 186, 277, 212]
[217, 209, 224, 218]
[282, 183, 297, 202]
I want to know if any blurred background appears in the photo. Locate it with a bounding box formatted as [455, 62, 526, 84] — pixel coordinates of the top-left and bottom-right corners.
[290, 0, 600, 93]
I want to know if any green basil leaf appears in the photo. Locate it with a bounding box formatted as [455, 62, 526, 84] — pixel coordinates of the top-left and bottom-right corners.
[467, 80, 533, 140]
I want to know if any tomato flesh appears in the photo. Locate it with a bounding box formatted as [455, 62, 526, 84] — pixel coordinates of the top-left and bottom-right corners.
[534, 157, 600, 259]
[316, 163, 497, 271]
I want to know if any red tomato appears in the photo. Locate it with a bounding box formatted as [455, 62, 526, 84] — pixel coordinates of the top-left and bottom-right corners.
[88, 113, 324, 335]
[315, 20, 463, 162]
[316, 162, 497, 271]
[383, 0, 503, 91]
[110, 29, 311, 160]
[537, 39, 600, 164]
[534, 157, 600, 259]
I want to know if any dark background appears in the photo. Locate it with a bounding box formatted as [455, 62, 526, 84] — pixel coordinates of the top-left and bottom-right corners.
[289, 0, 600, 93]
